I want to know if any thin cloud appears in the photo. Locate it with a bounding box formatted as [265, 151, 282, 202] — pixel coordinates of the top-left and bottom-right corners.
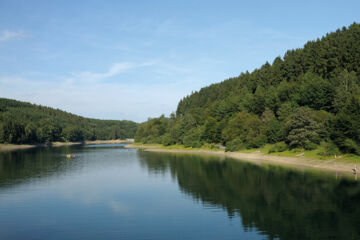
[66, 61, 159, 85]
[68, 62, 134, 84]
[0, 30, 29, 41]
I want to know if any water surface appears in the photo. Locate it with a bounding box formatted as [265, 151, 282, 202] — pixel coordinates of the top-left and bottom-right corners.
[0, 145, 359, 239]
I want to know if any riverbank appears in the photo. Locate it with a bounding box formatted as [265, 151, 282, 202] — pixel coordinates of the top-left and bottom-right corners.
[126, 144, 359, 174]
[0, 139, 134, 152]
[85, 139, 134, 145]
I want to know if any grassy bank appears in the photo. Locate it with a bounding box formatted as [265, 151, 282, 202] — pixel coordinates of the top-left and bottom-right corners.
[249, 144, 360, 163]
[126, 143, 360, 174]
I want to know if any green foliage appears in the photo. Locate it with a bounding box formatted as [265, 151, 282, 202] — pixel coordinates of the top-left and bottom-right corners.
[0, 98, 138, 144]
[268, 142, 288, 153]
[285, 107, 323, 148]
[342, 139, 360, 155]
[225, 138, 244, 152]
[330, 95, 360, 154]
[304, 141, 318, 150]
[266, 118, 285, 143]
[62, 127, 84, 142]
[161, 133, 174, 146]
[297, 72, 335, 111]
[136, 23, 360, 155]
[202, 116, 221, 143]
[135, 115, 170, 144]
[223, 112, 267, 149]
[318, 141, 340, 156]
[332, 70, 359, 112]
[182, 127, 203, 148]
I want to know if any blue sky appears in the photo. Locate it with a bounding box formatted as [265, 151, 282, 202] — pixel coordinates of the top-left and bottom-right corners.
[0, 0, 359, 122]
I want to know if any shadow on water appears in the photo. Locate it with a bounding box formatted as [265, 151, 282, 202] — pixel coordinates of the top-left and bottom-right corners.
[138, 151, 360, 240]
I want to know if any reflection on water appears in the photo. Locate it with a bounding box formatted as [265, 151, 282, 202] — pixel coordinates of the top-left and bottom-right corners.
[138, 152, 360, 240]
[0, 146, 360, 239]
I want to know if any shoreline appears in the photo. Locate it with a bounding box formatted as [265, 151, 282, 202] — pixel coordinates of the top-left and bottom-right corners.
[0, 139, 134, 152]
[126, 144, 358, 175]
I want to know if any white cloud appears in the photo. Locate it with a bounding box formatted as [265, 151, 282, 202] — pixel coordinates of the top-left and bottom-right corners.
[70, 62, 134, 83]
[0, 60, 203, 122]
[0, 30, 29, 41]
[0, 75, 184, 122]
[65, 61, 160, 86]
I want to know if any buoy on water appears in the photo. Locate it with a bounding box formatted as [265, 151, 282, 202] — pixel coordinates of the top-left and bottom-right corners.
[66, 154, 76, 159]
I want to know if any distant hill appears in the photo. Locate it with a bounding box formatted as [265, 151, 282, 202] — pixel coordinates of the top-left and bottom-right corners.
[136, 23, 360, 155]
[0, 98, 138, 144]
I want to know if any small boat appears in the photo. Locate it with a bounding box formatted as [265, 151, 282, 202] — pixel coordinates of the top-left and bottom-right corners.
[66, 154, 76, 159]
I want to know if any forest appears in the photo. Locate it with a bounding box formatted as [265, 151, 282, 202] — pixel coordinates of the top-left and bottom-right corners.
[135, 23, 360, 155]
[0, 98, 138, 144]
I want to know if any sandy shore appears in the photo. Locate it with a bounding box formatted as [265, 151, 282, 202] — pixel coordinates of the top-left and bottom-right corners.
[0, 139, 134, 152]
[126, 144, 358, 175]
[0, 142, 83, 152]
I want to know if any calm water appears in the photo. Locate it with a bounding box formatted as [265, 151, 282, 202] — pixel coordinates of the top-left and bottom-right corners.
[0, 144, 360, 240]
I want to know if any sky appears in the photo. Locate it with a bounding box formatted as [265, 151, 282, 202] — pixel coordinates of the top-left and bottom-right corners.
[0, 0, 359, 122]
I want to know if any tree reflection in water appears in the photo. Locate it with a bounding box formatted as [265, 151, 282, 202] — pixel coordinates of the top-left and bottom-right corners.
[138, 151, 360, 240]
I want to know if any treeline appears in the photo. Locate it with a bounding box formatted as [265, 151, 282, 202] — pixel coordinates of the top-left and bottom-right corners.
[0, 98, 138, 144]
[135, 23, 360, 155]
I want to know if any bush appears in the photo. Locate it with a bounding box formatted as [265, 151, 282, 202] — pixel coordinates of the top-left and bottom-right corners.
[268, 142, 288, 153]
[342, 139, 360, 155]
[225, 138, 245, 152]
[319, 141, 339, 156]
[246, 134, 267, 149]
[162, 133, 174, 146]
[304, 141, 318, 150]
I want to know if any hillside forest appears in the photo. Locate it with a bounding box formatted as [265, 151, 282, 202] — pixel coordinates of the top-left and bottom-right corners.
[135, 23, 360, 156]
[0, 98, 138, 144]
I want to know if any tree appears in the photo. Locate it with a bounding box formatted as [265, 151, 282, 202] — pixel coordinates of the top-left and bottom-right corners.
[330, 95, 360, 154]
[63, 127, 84, 142]
[223, 111, 266, 149]
[285, 107, 322, 149]
[202, 116, 220, 143]
[297, 72, 335, 111]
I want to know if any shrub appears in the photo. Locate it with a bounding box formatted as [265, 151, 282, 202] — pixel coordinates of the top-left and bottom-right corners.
[319, 141, 339, 156]
[246, 134, 267, 149]
[225, 138, 245, 152]
[183, 127, 203, 148]
[268, 142, 288, 153]
[304, 141, 318, 150]
[342, 139, 360, 155]
[162, 133, 174, 146]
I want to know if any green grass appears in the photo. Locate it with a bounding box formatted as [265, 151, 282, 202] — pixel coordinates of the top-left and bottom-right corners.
[134, 141, 360, 163]
[242, 143, 360, 163]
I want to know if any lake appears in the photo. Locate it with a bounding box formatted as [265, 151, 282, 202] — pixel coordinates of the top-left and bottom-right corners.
[0, 144, 359, 240]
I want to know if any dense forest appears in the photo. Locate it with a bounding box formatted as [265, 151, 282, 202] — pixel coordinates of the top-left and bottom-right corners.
[0, 98, 138, 144]
[135, 23, 360, 155]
